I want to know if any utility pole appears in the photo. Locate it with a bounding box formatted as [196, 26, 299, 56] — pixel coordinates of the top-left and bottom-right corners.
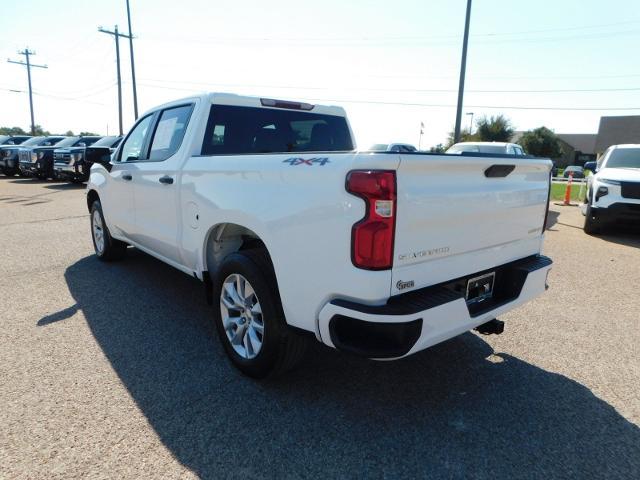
[125, 0, 139, 119]
[453, 0, 472, 143]
[99, 25, 130, 135]
[419, 121, 424, 151]
[7, 49, 48, 135]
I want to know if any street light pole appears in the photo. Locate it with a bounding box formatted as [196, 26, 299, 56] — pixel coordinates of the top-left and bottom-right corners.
[125, 0, 139, 120]
[466, 112, 474, 134]
[453, 0, 473, 143]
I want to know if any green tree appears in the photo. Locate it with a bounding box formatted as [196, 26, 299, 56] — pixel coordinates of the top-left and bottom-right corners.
[64, 130, 75, 136]
[517, 127, 563, 159]
[446, 128, 478, 147]
[429, 143, 446, 153]
[0, 126, 28, 135]
[32, 125, 50, 136]
[475, 114, 514, 142]
[79, 131, 100, 136]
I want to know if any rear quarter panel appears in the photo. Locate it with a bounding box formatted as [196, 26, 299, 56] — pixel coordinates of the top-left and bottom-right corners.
[179, 152, 400, 333]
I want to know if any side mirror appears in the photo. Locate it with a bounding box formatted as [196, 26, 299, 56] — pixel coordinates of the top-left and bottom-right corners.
[91, 149, 113, 172]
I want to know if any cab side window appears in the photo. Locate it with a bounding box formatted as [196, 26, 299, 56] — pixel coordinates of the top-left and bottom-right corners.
[119, 115, 154, 162]
[148, 105, 194, 161]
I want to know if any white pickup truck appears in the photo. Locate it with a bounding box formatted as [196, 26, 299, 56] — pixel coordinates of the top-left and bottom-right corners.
[86, 93, 553, 378]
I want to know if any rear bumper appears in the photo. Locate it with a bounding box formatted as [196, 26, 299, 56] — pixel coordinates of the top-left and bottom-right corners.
[318, 255, 552, 359]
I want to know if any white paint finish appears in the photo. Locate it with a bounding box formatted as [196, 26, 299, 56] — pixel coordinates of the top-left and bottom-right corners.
[179, 151, 399, 330]
[88, 92, 552, 341]
[318, 265, 551, 357]
[392, 154, 551, 294]
[91, 163, 136, 237]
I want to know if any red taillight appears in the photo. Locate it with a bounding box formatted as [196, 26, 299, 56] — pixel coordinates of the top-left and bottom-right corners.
[346, 170, 396, 270]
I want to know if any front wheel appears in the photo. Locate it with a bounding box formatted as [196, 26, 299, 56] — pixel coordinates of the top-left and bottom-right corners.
[212, 249, 307, 378]
[583, 204, 601, 235]
[1, 167, 18, 177]
[90, 200, 127, 261]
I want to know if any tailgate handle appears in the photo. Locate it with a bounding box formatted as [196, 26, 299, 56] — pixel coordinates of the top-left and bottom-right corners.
[485, 164, 515, 178]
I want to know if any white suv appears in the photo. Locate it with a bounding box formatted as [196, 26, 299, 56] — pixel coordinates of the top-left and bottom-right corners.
[582, 144, 640, 233]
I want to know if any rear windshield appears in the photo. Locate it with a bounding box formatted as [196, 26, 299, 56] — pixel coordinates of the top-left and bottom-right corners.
[447, 144, 479, 153]
[201, 105, 354, 155]
[478, 145, 508, 154]
[368, 144, 389, 151]
[605, 148, 640, 169]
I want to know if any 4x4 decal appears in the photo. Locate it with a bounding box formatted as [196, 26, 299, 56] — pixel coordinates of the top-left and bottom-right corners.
[283, 157, 330, 166]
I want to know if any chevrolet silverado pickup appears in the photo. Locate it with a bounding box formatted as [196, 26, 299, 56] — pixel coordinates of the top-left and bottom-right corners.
[86, 93, 553, 378]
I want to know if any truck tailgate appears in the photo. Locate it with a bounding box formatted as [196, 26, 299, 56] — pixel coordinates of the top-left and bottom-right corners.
[391, 154, 551, 295]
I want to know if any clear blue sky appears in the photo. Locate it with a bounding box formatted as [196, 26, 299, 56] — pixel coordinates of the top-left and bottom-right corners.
[1, 0, 639, 147]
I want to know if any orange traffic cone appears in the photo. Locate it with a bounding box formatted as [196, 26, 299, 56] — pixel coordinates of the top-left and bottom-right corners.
[563, 172, 574, 206]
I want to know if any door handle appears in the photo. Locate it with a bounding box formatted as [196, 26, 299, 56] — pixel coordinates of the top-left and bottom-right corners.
[122, 174, 132, 181]
[159, 175, 174, 185]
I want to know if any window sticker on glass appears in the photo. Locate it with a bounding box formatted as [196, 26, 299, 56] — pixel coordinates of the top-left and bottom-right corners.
[153, 117, 178, 150]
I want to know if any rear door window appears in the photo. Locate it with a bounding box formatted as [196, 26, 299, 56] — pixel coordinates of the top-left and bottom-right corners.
[201, 105, 354, 155]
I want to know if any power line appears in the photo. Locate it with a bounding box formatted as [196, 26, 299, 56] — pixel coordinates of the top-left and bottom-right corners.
[132, 82, 640, 111]
[136, 78, 640, 94]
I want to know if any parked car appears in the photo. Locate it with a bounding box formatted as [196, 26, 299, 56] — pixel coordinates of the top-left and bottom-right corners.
[447, 142, 527, 155]
[86, 93, 553, 378]
[563, 165, 584, 179]
[0, 136, 35, 176]
[54, 136, 122, 183]
[367, 143, 417, 153]
[583, 161, 597, 173]
[0, 135, 31, 146]
[19, 136, 101, 179]
[551, 161, 559, 177]
[3, 136, 66, 177]
[582, 144, 640, 233]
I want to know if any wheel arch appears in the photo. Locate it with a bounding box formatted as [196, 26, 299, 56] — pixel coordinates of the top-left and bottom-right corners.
[87, 189, 100, 212]
[203, 222, 275, 280]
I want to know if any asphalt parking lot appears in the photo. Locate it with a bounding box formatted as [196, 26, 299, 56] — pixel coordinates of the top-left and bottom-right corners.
[1, 177, 639, 479]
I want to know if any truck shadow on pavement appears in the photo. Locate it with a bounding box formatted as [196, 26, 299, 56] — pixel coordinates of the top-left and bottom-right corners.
[49, 250, 640, 479]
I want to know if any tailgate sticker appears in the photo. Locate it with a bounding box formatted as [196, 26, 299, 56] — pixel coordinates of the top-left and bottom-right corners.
[283, 157, 330, 166]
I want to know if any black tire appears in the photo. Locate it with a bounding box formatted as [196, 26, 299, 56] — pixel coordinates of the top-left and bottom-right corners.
[90, 200, 127, 261]
[212, 249, 307, 378]
[583, 203, 601, 235]
[1, 167, 18, 177]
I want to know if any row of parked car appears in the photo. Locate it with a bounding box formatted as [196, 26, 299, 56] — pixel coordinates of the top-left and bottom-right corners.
[0, 134, 122, 183]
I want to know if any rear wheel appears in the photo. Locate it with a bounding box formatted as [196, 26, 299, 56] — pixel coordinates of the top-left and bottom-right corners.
[212, 249, 307, 378]
[90, 200, 127, 261]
